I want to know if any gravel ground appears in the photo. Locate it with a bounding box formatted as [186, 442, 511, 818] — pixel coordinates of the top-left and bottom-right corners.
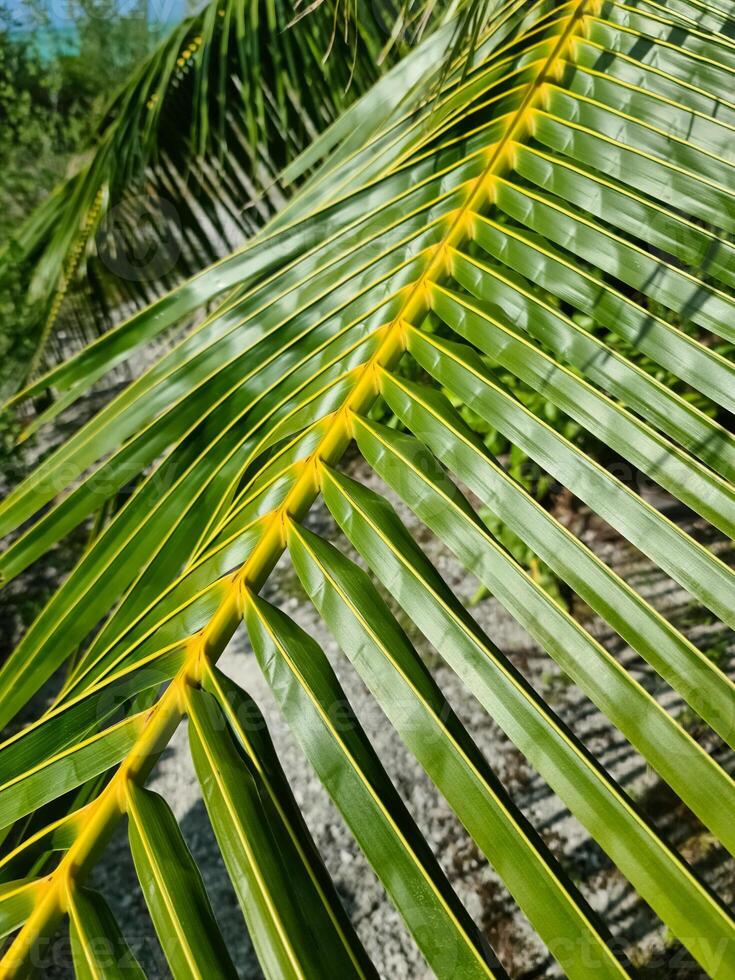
[9, 451, 735, 978]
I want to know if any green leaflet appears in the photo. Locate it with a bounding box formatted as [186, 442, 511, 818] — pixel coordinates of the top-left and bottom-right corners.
[0, 879, 41, 940]
[127, 784, 237, 979]
[68, 887, 145, 980]
[0, 714, 145, 831]
[200, 664, 377, 980]
[0, 645, 184, 789]
[246, 592, 503, 979]
[0, 808, 86, 885]
[187, 684, 373, 980]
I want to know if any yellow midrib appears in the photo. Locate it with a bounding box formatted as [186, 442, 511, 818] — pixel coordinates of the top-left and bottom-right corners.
[0, 5, 591, 974]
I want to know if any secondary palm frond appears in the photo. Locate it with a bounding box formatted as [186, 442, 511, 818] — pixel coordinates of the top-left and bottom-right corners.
[0, 0, 467, 389]
[2, 0, 735, 975]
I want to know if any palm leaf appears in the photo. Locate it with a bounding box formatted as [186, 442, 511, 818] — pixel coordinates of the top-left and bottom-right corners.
[2, 0, 735, 975]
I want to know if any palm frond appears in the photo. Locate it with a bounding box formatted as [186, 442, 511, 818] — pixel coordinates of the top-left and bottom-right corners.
[3, 0, 735, 975]
[1, 0, 475, 391]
